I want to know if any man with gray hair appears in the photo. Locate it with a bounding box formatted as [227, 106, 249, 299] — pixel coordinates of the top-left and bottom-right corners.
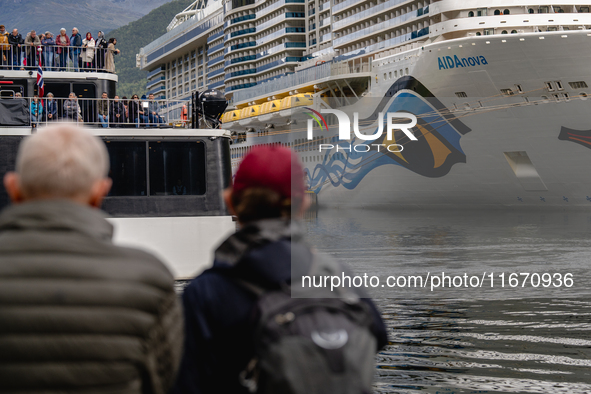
[24, 30, 41, 69]
[0, 124, 183, 393]
[70, 27, 82, 71]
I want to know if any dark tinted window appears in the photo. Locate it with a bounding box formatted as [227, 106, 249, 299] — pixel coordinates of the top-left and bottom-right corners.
[105, 141, 147, 196]
[149, 141, 206, 196]
[232, 0, 255, 8]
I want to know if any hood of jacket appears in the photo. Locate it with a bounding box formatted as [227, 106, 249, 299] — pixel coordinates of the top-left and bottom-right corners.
[0, 200, 113, 243]
[212, 218, 310, 288]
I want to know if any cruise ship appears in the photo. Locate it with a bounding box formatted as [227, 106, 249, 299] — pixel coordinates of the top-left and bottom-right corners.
[138, 1, 591, 208]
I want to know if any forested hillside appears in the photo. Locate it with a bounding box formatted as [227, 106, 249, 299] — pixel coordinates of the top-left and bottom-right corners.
[107, 0, 194, 97]
[3, 0, 174, 36]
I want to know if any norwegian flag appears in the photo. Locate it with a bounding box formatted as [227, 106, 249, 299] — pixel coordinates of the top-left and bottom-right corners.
[36, 51, 44, 99]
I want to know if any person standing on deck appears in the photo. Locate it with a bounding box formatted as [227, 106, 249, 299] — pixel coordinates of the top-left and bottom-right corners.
[41, 31, 56, 71]
[0, 25, 9, 69]
[105, 37, 120, 73]
[8, 29, 23, 69]
[24, 30, 41, 69]
[69, 27, 82, 71]
[55, 28, 70, 71]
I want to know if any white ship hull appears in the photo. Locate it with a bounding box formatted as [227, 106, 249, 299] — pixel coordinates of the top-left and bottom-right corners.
[230, 31, 591, 208]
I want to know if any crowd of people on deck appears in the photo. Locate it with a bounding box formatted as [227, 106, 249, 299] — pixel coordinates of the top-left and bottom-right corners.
[27, 92, 166, 128]
[0, 24, 120, 72]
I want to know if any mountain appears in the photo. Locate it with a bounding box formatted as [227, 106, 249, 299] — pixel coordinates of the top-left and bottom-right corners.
[3, 0, 176, 36]
[107, 0, 194, 98]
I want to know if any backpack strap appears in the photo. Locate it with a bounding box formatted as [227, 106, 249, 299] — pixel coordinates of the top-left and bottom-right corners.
[233, 278, 267, 297]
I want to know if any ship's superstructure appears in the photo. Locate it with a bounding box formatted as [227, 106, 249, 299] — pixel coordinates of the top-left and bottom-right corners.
[138, 2, 591, 208]
[138, 1, 591, 102]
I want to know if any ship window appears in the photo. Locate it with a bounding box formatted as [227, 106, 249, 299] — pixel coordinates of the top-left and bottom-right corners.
[389, 71, 392, 79]
[546, 82, 555, 91]
[500, 89, 514, 96]
[581, 7, 590, 13]
[455, 92, 468, 98]
[580, 92, 588, 99]
[503, 9, 510, 15]
[494, 10, 501, 15]
[511, 30, 518, 34]
[539, 6, 548, 13]
[468, 11, 474, 17]
[501, 30, 508, 34]
[149, 141, 207, 196]
[528, 8, 534, 14]
[105, 141, 148, 197]
[475, 32, 482, 36]
[384, 73, 387, 80]
[569, 81, 588, 89]
[515, 84, 524, 93]
[556, 81, 563, 90]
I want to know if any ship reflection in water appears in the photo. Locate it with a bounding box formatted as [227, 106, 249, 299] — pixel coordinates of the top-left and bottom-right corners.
[306, 209, 591, 393]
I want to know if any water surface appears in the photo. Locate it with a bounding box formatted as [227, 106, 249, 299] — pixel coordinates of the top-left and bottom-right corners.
[306, 209, 591, 393]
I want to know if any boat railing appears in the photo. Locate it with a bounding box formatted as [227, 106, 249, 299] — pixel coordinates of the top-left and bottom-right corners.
[231, 58, 372, 103]
[0, 96, 193, 128]
[0, 44, 117, 73]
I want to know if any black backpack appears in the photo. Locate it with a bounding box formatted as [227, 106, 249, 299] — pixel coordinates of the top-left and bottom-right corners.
[237, 253, 377, 394]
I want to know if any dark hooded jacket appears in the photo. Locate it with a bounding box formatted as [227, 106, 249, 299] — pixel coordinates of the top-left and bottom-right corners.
[173, 218, 387, 394]
[0, 200, 183, 394]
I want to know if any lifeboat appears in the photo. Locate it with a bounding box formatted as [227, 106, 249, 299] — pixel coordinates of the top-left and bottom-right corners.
[222, 110, 241, 123]
[260, 99, 282, 114]
[280, 93, 314, 110]
[239, 104, 261, 119]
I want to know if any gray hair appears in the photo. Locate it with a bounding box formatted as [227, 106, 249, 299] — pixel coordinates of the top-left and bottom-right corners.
[16, 125, 109, 199]
[60, 28, 66, 32]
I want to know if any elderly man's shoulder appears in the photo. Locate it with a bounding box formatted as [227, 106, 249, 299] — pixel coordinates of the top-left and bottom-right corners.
[0, 202, 175, 290]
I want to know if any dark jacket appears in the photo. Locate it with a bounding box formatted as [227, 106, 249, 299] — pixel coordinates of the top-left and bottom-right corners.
[110, 100, 125, 122]
[7, 32, 23, 47]
[70, 32, 82, 47]
[45, 98, 58, 120]
[129, 99, 144, 121]
[0, 200, 183, 394]
[173, 219, 387, 394]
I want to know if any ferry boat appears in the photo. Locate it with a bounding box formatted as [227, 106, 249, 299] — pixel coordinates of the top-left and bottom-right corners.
[0, 57, 235, 279]
[138, 1, 591, 208]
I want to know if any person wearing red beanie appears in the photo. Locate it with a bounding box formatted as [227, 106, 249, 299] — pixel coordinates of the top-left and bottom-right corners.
[173, 146, 387, 394]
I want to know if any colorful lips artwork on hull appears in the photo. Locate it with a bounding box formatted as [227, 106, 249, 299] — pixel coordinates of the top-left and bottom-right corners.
[304, 76, 472, 193]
